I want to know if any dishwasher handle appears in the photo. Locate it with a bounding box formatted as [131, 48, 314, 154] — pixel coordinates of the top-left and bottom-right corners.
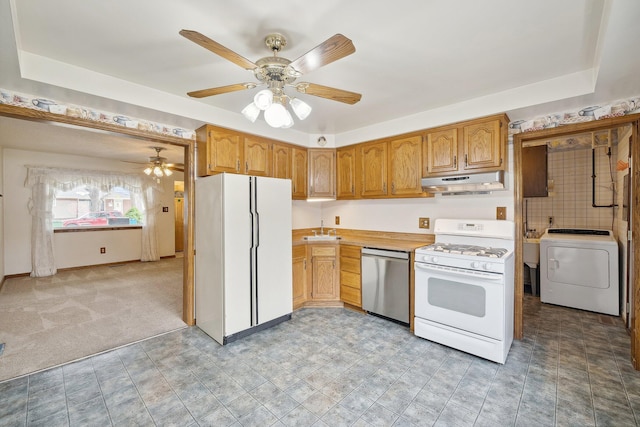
[361, 247, 410, 260]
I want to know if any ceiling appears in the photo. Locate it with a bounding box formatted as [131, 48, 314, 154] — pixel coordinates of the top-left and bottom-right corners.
[1, 0, 640, 164]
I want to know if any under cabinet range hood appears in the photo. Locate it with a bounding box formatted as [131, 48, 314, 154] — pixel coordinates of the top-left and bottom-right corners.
[421, 171, 505, 195]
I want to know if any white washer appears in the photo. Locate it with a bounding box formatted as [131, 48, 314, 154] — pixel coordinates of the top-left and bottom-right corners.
[540, 229, 619, 315]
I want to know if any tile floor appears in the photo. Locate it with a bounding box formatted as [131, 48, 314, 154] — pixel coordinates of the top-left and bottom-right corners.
[1, 296, 639, 426]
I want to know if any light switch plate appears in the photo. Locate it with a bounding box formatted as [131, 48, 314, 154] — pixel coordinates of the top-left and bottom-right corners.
[335, 216, 340, 225]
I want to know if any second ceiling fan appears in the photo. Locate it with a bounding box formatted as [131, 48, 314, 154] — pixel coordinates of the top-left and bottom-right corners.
[180, 30, 362, 128]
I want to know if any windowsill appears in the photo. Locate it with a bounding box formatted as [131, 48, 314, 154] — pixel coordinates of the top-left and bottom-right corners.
[54, 225, 142, 233]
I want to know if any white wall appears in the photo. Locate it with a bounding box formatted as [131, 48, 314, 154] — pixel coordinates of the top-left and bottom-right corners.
[3, 148, 176, 275]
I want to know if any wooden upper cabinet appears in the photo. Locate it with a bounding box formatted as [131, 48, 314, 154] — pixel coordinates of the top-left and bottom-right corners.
[308, 149, 336, 198]
[522, 144, 548, 198]
[244, 136, 271, 176]
[359, 141, 388, 197]
[272, 143, 291, 180]
[291, 147, 308, 199]
[423, 114, 507, 177]
[336, 147, 357, 199]
[462, 118, 502, 171]
[389, 134, 423, 196]
[424, 128, 458, 176]
[196, 125, 242, 176]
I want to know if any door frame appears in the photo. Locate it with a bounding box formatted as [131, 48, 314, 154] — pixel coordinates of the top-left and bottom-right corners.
[513, 113, 640, 368]
[0, 103, 197, 325]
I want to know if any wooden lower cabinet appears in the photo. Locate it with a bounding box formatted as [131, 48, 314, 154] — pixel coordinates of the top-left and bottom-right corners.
[340, 244, 361, 307]
[292, 245, 308, 309]
[292, 243, 341, 308]
[310, 245, 340, 301]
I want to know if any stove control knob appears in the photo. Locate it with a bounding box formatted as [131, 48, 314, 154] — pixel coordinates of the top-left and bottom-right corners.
[471, 261, 481, 269]
[430, 256, 438, 263]
[483, 263, 494, 271]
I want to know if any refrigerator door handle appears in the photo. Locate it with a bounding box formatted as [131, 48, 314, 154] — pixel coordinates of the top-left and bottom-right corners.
[249, 176, 260, 326]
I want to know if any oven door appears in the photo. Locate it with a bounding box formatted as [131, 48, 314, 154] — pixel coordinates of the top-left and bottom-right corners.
[414, 262, 504, 340]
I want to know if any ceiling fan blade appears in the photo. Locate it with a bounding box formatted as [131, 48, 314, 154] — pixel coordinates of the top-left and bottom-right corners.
[167, 164, 184, 172]
[295, 83, 362, 105]
[179, 29, 257, 70]
[289, 34, 355, 75]
[187, 83, 256, 98]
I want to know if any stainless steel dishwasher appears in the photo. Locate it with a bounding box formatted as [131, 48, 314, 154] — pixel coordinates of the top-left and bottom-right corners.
[361, 247, 410, 324]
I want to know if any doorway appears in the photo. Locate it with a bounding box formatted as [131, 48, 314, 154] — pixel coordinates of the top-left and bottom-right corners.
[174, 180, 185, 253]
[514, 114, 640, 368]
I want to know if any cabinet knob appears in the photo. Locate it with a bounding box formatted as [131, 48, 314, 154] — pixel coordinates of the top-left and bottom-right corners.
[464, 154, 468, 167]
[391, 182, 395, 194]
[245, 161, 248, 173]
[236, 160, 240, 172]
[453, 156, 457, 168]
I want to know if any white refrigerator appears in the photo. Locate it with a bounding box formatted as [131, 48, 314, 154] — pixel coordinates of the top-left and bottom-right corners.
[195, 173, 292, 345]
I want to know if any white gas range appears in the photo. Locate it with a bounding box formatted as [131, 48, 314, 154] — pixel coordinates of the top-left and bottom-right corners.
[414, 219, 515, 364]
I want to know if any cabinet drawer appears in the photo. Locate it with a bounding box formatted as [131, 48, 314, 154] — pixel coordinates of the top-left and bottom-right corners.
[341, 284, 361, 307]
[341, 271, 360, 289]
[340, 245, 361, 259]
[340, 257, 361, 274]
[312, 246, 336, 257]
[293, 245, 306, 258]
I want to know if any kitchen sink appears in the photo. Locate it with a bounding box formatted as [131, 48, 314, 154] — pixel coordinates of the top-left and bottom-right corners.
[304, 235, 341, 241]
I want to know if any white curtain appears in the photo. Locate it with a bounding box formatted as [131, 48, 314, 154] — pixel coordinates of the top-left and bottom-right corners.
[25, 166, 161, 276]
[29, 182, 56, 277]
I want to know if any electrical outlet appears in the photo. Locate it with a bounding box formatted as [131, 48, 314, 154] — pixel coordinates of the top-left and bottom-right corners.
[100, 247, 106, 254]
[335, 216, 340, 225]
[162, 206, 169, 212]
[418, 217, 430, 229]
[496, 207, 507, 220]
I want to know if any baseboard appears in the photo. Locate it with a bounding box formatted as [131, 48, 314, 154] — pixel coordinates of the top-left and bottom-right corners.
[4, 256, 180, 278]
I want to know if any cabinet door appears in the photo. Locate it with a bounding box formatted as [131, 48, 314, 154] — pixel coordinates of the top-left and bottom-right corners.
[522, 145, 548, 197]
[292, 245, 307, 309]
[360, 141, 388, 197]
[424, 128, 458, 175]
[291, 148, 308, 199]
[272, 143, 291, 180]
[312, 256, 339, 300]
[308, 149, 336, 198]
[208, 128, 243, 173]
[389, 135, 423, 196]
[462, 119, 502, 171]
[244, 137, 271, 176]
[336, 147, 357, 199]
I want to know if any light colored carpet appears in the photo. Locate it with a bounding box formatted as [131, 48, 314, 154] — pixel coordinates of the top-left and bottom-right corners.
[0, 258, 186, 381]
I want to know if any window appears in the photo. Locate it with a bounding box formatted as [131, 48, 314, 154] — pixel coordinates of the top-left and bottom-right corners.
[53, 185, 143, 228]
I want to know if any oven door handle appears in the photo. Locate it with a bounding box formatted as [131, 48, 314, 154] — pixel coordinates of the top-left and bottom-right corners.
[415, 263, 504, 282]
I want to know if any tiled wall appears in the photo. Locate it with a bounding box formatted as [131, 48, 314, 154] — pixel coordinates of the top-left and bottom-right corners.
[524, 145, 617, 235]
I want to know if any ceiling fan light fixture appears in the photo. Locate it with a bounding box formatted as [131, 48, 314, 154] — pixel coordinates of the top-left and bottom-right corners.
[264, 102, 288, 128]
[164, 167, 173, 177]
[281, 110, 294, 128]
[143, 166, 153, 176]
[254, 89, 273, 110]
[241, 102, 260, 122]
[290, 97, 312, 120]
[153, 166, 164, 177]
